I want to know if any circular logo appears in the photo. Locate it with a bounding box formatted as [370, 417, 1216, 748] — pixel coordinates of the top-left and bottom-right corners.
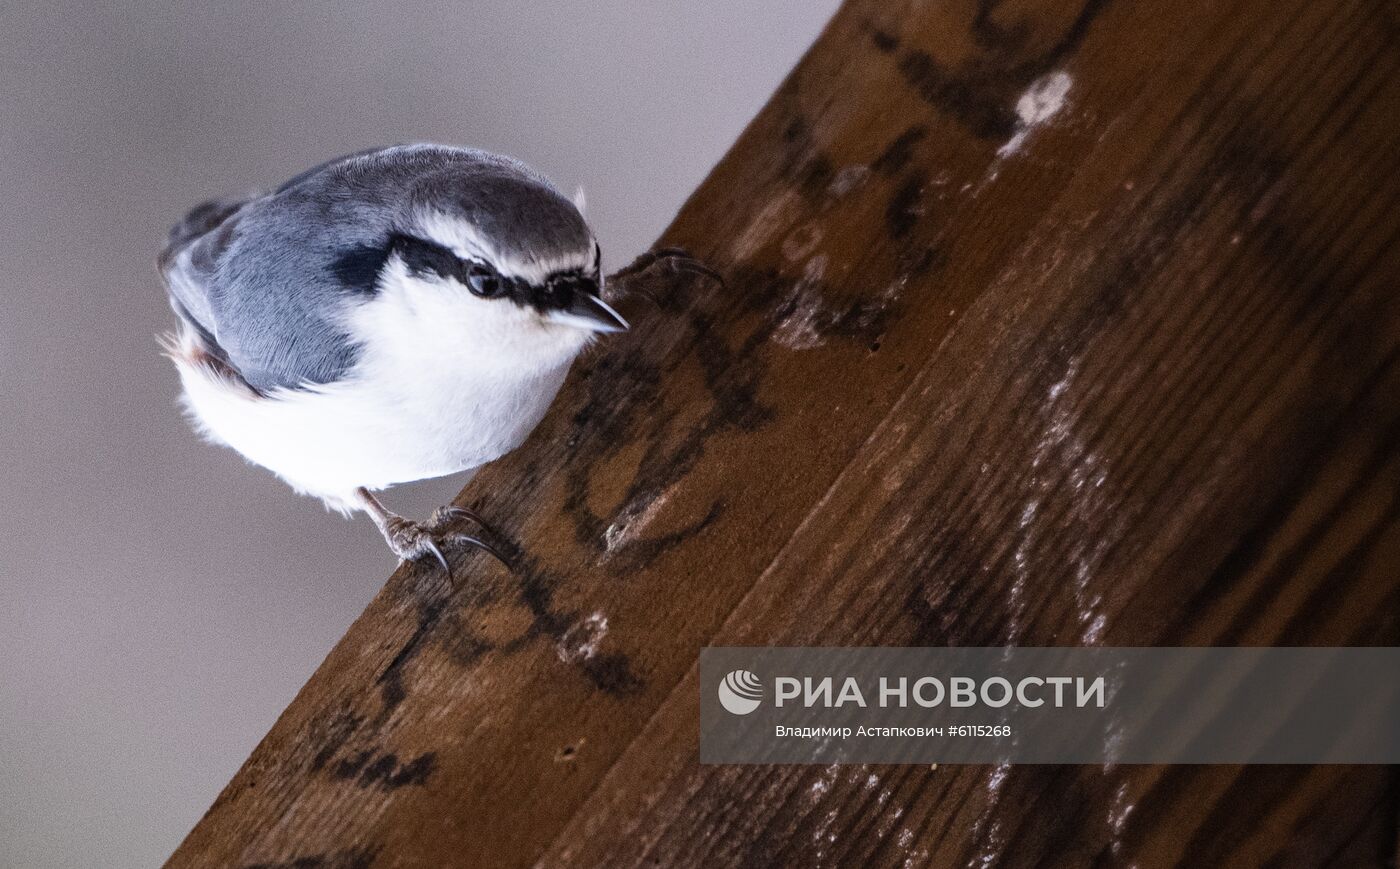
[718, 669, 763, 715]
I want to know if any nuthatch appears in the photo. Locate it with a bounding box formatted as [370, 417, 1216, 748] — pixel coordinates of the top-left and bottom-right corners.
[159, 144, 648, 577]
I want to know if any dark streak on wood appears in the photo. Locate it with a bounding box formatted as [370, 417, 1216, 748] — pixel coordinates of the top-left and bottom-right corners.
[374, 599, 446, 717]
[778, 106, 838, 199]
[885, 0, 1112, 141]
[243, 848, 377, 869]
[872, 126, 930, 176]
[885, 174, 928, 239]
[329, 750, 438, 791]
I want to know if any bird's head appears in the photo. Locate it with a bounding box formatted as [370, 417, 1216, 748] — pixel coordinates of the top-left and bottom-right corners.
[334, 153, 627, 370]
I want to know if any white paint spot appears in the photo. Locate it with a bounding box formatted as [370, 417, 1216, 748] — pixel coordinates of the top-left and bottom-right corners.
[1004, 357, 1127, 644]
[772, 250, 908, 352]
[812, 806, 840, 845]
[782, 221, 825, 262]
[731, 191, 800, 261]
[773, 256, 832, 350]
[828, 164, 871, 197]
[556, 612, 608, 663]
[1083, 612, 1108, 645]
[987, 762, 1010, 794]
[971, 820, 1004, 869]
[966, 763, 1013, 868]
[997, 71, 1074, 158]
[806, 764, 839, 809]
[603, 489, 671, 553]
[874, 794, 901, 839]
[1099, 779, 1138, 858]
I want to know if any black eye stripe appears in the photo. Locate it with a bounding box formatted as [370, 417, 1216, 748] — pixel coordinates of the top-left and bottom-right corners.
[389, 233, 460, 279]
[380, 234, 598, 306]
[387, 233, 512, 298]
[329, 240, 392, 295]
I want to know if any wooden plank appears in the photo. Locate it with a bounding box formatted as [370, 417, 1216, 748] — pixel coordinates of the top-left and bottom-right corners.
[170, 0, 1400, 865]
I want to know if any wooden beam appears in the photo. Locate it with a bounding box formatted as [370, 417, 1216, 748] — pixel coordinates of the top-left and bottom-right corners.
[170, 0, 1400, 865]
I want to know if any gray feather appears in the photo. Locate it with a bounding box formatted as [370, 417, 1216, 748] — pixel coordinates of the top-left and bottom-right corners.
[158, 144, 590, 393]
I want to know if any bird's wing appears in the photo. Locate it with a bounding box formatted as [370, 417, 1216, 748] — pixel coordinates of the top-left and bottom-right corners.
[159, 195, 257, 378]
[157, 179, 377, 394]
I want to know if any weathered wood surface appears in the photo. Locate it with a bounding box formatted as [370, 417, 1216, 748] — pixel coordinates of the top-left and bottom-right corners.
[171, 0, 1400, 865]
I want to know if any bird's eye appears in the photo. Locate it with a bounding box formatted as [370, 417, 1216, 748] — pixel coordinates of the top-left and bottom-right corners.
[466, 265, 502, 297]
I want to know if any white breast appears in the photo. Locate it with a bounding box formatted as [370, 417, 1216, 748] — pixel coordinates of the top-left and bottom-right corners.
[171, 264, 591, 513]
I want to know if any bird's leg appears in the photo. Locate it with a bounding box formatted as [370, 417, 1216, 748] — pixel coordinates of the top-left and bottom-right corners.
[354, 487, 512, 580]
[355, 487, 452, 575]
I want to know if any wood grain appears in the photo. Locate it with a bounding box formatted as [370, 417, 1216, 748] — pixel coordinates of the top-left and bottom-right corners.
[170, 0, 1400, 866]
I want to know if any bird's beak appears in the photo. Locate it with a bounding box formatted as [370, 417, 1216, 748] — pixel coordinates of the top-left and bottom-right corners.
[547, 293, 629, 333]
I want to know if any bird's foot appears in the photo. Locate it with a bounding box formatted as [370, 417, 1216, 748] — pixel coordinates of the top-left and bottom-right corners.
[609, 247, 724, 288]
[382, 514, 513, 584]
[355, 487, 514, 584]
[383, 516, 454, 574]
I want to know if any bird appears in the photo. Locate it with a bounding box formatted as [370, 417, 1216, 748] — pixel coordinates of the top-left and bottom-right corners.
[157, 143, 642, 578]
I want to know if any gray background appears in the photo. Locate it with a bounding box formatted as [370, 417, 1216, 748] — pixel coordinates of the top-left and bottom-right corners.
[0, 3, 837, 865]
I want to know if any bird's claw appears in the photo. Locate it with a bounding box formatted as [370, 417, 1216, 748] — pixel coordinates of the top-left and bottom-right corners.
[421, 537, 452, 577]
[429, 504, 499, 537]
[429, 505, 514, 573]
[651, 247, 725, 285]
[609, 247, 724, 289]
[444, 532, 514, 573]
[384, 517, 454, 576]
[383, 515, 514, 585]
